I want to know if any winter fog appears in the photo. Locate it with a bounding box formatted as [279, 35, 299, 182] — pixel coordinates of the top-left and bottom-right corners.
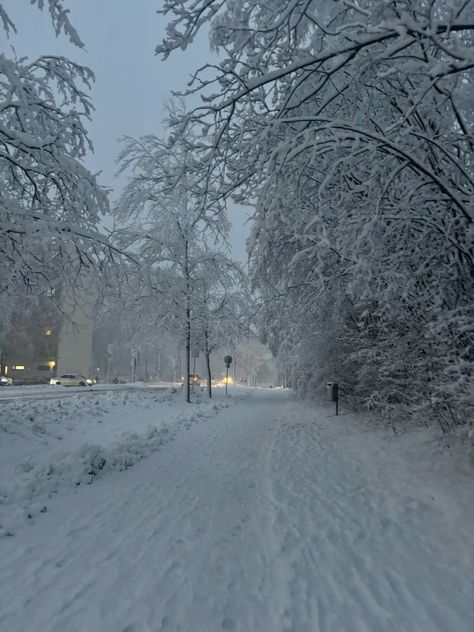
[1, 2, 473, 631]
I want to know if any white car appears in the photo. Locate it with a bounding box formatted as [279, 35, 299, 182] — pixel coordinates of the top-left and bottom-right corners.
[0, 375, 13, 386]
[50, 374, 93, 387]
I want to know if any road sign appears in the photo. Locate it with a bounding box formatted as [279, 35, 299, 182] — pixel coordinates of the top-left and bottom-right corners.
[224, 355, 233, 368]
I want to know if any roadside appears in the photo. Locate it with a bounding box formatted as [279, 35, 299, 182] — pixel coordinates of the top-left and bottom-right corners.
[0, 382, 175, 404]
[0, 387, 230, 536]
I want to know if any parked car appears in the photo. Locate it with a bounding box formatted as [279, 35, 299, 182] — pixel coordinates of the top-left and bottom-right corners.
[50, 374, 93, 387]
[0, 375, 13, 386]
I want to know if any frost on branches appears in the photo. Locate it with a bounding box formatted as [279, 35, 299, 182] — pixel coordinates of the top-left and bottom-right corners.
[158, 0, 474, 429]
[114, 128, 247, 401]
[0, 2, 110, 322]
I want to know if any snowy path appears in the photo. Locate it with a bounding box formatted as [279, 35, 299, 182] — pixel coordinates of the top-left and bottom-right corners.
[1, 389, 472, 632]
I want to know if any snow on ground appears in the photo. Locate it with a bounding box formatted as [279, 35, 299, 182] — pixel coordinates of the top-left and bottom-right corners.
[0, 387, 230, 536]
[0, 387, 473, 631]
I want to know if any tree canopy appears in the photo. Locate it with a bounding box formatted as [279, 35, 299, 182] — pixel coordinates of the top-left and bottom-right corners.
[157, 0, 474, 427]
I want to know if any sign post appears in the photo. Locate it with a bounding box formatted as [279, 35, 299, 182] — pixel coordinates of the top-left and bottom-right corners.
[192, 348, 199, 376]
[224, 355, 233, 397]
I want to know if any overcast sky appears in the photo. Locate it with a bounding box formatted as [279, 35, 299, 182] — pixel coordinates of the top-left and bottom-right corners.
[1, 0, 249, 260]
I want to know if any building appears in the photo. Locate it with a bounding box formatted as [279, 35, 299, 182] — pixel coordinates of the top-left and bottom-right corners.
[0, 287, 93, 384]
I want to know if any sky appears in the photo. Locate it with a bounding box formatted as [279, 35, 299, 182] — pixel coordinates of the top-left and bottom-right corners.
[1, 0, 250, 261]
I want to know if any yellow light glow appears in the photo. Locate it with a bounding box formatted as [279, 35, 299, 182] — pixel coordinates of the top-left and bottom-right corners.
[4, 366, 8, 375]
[44, 328, 52, 336]
[48, 360, 56, 369]
[214, 376, 234, 388]
[12, 365, 25, 370]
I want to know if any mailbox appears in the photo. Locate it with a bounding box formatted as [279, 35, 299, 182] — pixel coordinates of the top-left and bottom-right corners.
[326, 382, 339, 402]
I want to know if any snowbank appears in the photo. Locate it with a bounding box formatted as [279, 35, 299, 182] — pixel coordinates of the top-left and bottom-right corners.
[0, 388, 232, 536]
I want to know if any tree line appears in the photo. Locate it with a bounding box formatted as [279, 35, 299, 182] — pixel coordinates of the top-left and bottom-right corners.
[1, 0, 472, 424]
[156, 0, 473, 428]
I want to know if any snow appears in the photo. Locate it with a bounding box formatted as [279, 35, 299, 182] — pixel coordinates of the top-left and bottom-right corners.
[0, 386, 227, 535]
[0, 388, 473, 631]
[0, 382, 177, 402]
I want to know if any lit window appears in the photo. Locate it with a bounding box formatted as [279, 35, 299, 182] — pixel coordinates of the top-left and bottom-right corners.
[12, 365, 25, 370]
[48, 360, 56, 370]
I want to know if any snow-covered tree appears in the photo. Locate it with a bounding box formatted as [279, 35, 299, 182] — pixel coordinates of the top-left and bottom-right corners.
[114, 130, 243, 402]
[192, 263, 250, 396]
[236, 340, 274, 387]
[158, 0, 474, 428]
[0, 2, 111, 324]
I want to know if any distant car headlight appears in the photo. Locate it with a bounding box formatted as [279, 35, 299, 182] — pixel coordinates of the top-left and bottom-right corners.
[86, 378, 93, 384]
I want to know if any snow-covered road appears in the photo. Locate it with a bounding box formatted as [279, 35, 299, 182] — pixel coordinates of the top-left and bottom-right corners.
[0, 383, 172, 403]
[1, 389, 473, 632]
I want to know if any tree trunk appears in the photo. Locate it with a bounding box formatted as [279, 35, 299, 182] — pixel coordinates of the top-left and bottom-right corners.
[184, 238, 191, 404]
[185, 308, 191, 403]
[204, 328, 212, 398]
[206, 351, 212, 398]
